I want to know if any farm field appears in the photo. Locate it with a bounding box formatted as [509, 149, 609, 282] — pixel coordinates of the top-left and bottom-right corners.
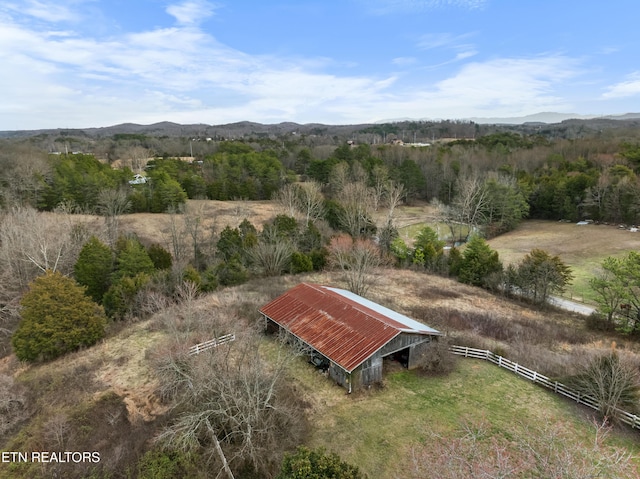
[488, 220, 640, 303]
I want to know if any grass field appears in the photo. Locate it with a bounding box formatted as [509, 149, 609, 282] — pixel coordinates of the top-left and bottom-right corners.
[488, 220, 640, 303]
[289, 355, 640, 478]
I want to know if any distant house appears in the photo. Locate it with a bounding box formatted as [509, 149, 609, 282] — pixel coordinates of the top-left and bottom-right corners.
[128, 174, 147, 185]
[259, 283, 441, 392]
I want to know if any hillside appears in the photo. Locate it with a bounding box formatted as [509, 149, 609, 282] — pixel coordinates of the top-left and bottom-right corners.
[2, 265, 640, 478]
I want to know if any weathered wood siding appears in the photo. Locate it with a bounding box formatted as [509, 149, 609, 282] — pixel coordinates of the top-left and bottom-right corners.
[408, 339, 436, 369]
[329, 362, 350, 389]
[359, 356, 383, 385]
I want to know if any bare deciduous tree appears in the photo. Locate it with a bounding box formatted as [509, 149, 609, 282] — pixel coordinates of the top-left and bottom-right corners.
[273, 183, 300, 218]
[337, 182, 375, 238]
[436, 175, 489, 243]
[384, 180, 406, 223]
[371, 165, 389, 212]
[97, 188, 131, 246]
[571, 351, 640, 421]
[328, 235, 385, 296]
[155, 334, 305, 478]
[297, 181, 325, 224]
[165, 206, 189, 265]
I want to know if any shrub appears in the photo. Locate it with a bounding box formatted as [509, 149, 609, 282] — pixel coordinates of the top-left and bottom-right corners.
[12, 271, 106, 361]
[569, 352, 640, 420]
[102, 273, 151, 320]
[137, 448, 200, 479]
[415, 338, 457, 375]
[147, 243, 173, 270]
[216, 257, 249, 286]
[277, 446, 368, 479]
[290, 251, 314, 274]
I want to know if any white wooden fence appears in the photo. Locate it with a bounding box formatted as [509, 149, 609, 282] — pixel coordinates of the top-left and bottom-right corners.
[188, 333, 236, 356]
[450, 345, 640, 430]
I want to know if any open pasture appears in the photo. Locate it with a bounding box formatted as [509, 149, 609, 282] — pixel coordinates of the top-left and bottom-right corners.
[488, 220, 640, 303]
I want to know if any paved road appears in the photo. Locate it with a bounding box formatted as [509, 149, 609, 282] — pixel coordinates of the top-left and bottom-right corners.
[548, 296, 596, 316]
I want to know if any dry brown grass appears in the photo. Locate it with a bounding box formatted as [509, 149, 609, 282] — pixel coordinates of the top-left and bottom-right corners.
[488, 220, 640, 302]
[488, 220, 640, 266]
[119, 199, 280, 245]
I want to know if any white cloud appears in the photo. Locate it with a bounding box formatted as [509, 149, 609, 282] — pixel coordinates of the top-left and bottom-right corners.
[340, 55, 579, 122]
[417, 32, 475, 50]
[0, 2, 586, 129]
[392, 56, 418, 66]
[363, 0, 487, 15]
[602, 73, 640, 99]
[12, 0, 81, 23]
[166, 0, 218, 26]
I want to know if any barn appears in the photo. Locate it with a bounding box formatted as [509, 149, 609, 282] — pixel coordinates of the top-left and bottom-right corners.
[259, 283, 441, 392]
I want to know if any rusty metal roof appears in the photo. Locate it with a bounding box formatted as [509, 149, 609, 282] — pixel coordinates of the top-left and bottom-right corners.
[259, 283, 441, 372]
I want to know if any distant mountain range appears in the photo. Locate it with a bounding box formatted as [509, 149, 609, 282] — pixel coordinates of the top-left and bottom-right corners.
[378, 112, 640, 125]
[467, 112, 640, 125]
[1, 113, 640, 140]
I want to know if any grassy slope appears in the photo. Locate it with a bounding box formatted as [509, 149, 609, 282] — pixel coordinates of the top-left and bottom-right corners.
[290, 357, 640, 478]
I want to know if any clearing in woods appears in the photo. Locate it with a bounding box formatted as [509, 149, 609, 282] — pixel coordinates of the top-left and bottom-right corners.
[487, 220, 640, 303]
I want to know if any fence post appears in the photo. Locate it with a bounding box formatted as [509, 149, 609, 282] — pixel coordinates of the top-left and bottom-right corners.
[498, 356, 502, 367]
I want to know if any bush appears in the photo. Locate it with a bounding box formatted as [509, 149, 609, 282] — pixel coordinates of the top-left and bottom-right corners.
[277, 446, 368, 479]
[12, 271, 106, 361]
[290, 251, 314, 274]
[415, 338, 457, 375]
[137, 448, 200, 479]
[216, 257, 249, 286]
[147, 243, 173, 270]
[102, 273, 151, 320]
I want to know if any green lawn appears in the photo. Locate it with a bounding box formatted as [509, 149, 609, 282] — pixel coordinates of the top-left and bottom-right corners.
[289, 357, 640, 478]
[398, 221, 470, 244]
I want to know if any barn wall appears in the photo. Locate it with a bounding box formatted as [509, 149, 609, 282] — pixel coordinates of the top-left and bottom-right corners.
[360, 356, 383, 386]
[329, 362, 350, 390]
[377, 333, 432, 358]
[408, 338, 436, 370]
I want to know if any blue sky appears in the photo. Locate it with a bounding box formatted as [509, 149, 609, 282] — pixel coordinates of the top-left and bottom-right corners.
[1, 0, 639, 130]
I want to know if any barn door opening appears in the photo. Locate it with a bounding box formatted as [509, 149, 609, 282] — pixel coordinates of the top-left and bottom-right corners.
[389, 347, 410, 368]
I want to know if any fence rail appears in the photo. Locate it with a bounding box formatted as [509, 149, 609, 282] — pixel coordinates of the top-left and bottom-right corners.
[450, 345, 640, 430]
[188, 333, 236, 356]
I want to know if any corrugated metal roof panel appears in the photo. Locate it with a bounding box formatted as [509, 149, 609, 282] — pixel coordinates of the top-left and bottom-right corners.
[259, 283, 441, 372]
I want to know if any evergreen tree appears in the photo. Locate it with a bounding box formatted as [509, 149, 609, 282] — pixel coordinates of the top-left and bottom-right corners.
[457, 235, 502, 287]
[12, 271, 106, 361]
[412, 226, 445, 270]
[514, 249, 573, 305]
[113, 237, 156, 280]
[74, 236, 113, 303]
